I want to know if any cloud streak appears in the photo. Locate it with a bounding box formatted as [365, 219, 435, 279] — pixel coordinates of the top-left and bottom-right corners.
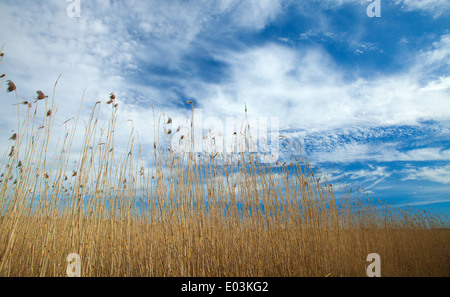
[402, 165, 450, 184]
[0, 0, 449, 186]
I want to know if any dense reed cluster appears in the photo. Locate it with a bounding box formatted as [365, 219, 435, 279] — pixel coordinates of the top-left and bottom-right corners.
[0, 48, 448, 277]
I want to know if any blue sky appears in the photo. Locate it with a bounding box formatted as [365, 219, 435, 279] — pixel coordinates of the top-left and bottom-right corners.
[0, 0, 449, 215]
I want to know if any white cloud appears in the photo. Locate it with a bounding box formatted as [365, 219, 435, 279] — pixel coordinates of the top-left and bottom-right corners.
[420, 76, 450, 92]
[227, 0, 283, 30]
[347, 166, 391, 181]
[0, 0, 287, 161]
[396, 0, 450, 17]
[0, 1, 449, 166]
[394, 199, 450, 208]
[183, 34, 450, 132]
[313, 0, 450, 17]
[320, 165, 392, 194]
[402, 165, 450, 184]
[392, 148, 450, 162]
[310, 143, 450, 163]
[304, 0, 450, 20]
[309, 0, 364, 9]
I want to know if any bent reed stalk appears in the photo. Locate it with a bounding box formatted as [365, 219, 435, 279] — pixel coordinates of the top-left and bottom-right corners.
[0, 52, 448, 277]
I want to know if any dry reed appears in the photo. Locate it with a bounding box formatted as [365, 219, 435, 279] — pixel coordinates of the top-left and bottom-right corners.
[0, 50, 448, 277]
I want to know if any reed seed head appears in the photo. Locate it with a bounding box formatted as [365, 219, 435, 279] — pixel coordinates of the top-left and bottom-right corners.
[9, 133, 17, 141]
[110, 93, 115, 100]
[19, 100, 30, 106]
[0, 74, 5, 78]
[36, 90, 48, 100]
[46, 109, 52, 117]
[7, 80, 16, 92]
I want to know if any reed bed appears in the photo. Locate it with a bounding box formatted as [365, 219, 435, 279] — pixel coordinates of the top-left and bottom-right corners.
[0, 49, 448, 277]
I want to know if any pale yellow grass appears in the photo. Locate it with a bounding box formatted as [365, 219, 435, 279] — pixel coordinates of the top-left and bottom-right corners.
[0, 48, 448, 277]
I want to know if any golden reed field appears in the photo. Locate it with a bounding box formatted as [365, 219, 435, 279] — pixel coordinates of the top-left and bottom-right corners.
[0, 47, 449, 277]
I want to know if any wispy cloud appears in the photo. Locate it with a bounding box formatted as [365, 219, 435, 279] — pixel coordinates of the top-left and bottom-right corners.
[402, 164, 450, 184]
[395, 0, 450, 17]
[0, 0, 449, 166]
[184, 33, 450, 132]
[311, 145, 450, 163]
[313, 0, 450, 17]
